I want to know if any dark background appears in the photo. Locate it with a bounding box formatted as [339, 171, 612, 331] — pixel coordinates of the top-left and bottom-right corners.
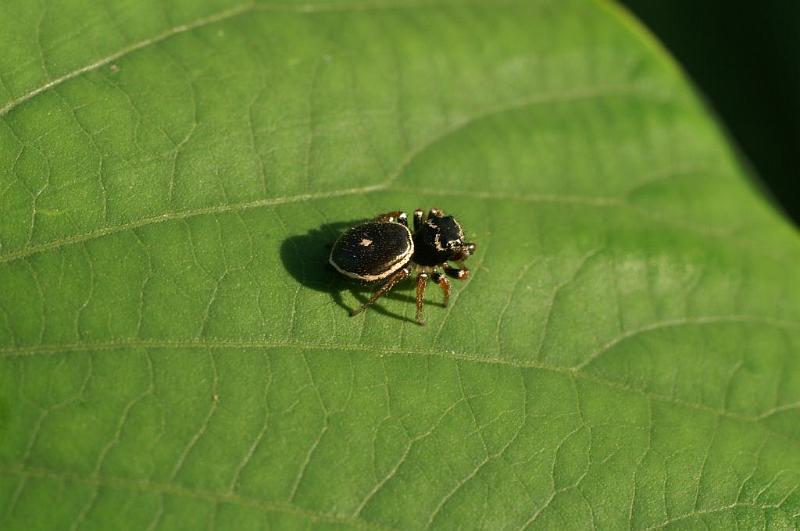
[621, 0, 800, 226]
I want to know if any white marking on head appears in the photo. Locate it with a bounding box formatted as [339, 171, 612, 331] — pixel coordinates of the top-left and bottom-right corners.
[360, 238, 373, 247]
[433, 233, 446, 251]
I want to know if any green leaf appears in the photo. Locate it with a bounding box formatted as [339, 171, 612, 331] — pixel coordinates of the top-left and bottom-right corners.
[1, 0, 800, 529]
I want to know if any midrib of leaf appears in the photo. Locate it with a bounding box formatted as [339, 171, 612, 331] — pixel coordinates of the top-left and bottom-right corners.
[2, 314, 800, 424]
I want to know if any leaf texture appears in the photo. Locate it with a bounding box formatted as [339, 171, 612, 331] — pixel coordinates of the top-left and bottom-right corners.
[1, 0, 800, 529]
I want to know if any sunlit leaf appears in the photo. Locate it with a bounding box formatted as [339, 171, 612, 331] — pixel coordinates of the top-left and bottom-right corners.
[1, 0, 799, 529]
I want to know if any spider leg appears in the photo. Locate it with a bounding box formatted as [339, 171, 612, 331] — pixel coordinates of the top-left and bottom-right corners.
[443, 262, 470, 280]
[431, 271, 451, 306]
[415, 272, 429, 325]
[413, 209, 424, 231]
[350, 267, 410, 316]
[428, 207, 444, 219]
[374, 211, 408, 226]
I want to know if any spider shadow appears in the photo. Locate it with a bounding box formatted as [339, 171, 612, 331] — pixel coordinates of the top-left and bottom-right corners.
[280, 221, 444, 325]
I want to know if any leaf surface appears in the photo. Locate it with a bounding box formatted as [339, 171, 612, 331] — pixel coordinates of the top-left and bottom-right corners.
[1, 0, 800, 529]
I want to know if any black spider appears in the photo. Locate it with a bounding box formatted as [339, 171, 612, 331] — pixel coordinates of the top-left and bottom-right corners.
[329, 208, 476, 325]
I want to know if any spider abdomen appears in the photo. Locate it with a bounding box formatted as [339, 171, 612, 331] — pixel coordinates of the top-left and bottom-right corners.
[329, 221, 414, 281]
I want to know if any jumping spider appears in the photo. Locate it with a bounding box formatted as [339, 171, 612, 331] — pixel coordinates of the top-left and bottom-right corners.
[329, 208, 476, 324]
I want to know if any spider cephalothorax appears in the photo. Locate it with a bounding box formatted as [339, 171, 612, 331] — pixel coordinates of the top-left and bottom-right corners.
[412, 209, 476, 267]
[329, 208, 476, 325]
